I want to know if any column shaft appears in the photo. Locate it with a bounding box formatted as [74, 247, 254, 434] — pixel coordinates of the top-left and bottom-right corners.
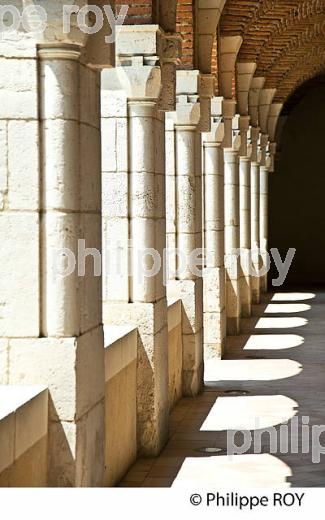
[168, 122, 203, 395]
[224, 149, 241, 335]
[260, 165, 269, 292]
[251, 162, 261, 303]
[203, 142, 226, 358]
[239, 156, 252, 316]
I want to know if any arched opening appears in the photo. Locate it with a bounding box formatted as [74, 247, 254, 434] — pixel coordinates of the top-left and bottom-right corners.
[269, 75, 325, 287]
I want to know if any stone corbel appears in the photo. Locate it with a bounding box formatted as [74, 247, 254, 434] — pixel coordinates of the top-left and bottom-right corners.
[236, 62, 257, 116]
[222, 99, 236, 148]
[249, 77, 266, 128]
[268, 142, 277, 172]
[238, 115, 250, 157]
[202, 97, 224, 144]
[246, 126, 253, 159]
[231, 114, 242, 152]
[265, 145, 272, 171]
[259, 88, 277, 135]
[175, 71, 201, 127]
[258, 134, 269, 166]
[219, 35, 243, 99]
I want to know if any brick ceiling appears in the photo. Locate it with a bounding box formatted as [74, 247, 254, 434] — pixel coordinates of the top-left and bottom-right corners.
[220, 0, 325, 103]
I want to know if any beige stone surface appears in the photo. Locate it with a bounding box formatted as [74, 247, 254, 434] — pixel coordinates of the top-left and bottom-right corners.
[104, 326, 137, 486]
[0, 386, 48, 486]
[168, 301, 183, 410]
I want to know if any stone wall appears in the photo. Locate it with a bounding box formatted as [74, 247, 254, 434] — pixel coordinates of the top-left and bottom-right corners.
[104, 326, 137, 486]
[0, 387, 48, 487]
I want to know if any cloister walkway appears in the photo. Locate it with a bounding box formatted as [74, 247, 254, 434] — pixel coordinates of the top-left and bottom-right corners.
[120, 290, 325, 488]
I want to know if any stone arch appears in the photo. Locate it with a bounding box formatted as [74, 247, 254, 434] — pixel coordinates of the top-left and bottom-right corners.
[197, 0, 226, 74]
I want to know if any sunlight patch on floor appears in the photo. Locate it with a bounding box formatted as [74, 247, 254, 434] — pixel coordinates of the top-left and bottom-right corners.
[272, 292, 316, 302]
[205, 359, 302, 382]
[255, 317, 308, 329]
[244, 334, 304, 350]
[264, 303, 311, 314]
[200, 395, 298, 431]
[171, 454, 291, 488]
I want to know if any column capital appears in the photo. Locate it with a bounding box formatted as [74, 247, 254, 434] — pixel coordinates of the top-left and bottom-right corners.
[249, 126, 261, 163]
[115, 56, 162, 101]
[37, 43, 81, 61]
[115, 25, 180, 108]
[258, 133, 269, 166]
[2, 1, 115, 67]
[267, 142, 277, 172]
[202, 97, 224, 145]
[238, 115, 250, 157]
[223, 101, 241, 150]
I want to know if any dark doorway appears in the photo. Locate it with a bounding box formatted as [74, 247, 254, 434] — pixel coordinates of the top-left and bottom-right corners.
[269, 78, 325, 287]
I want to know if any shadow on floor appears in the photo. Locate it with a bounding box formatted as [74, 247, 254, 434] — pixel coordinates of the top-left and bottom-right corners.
[120, 289, 325, 488]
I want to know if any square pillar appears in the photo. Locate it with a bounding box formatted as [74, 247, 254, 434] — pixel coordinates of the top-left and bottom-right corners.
[250, 127, 261, 304]
[102, 25, 180, 456]
[167, 70, 204, 396]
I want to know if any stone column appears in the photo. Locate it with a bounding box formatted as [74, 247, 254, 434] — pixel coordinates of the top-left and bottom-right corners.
[250, 127, 261, 304]
[248, 78, 265, 305]
[219, 36, 243, 336]
[260, 163, 269, 293]
[236, 62, 256, 318]
[202, 97, 226, 360]
[257, 133, 269, 293]
[258, 90, 276, 293]
[238, 116, 252, 317]
[102, 26, 180, 456]
[167, 70, 203, 396]
[0, 18, 112, 485]
[39, 44, 106, 486]
[223, 101, 241, 335]
[165, 112, 177, 283]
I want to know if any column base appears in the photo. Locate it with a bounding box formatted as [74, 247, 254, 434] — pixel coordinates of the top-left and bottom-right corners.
[240, 274, 252, 317]
[167, 279, 204, 397]
[227, 316, 241, 336]
[260, 273, 268, 293]
[203, 267, 226, 361]
[103, 300, 169, 457]
[251, 276, 261, 304]
[2, 327, 105, 486]
[226, 276, 241, 335]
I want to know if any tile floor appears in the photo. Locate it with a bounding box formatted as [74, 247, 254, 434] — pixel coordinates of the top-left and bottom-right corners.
[120, 290, 325, 487]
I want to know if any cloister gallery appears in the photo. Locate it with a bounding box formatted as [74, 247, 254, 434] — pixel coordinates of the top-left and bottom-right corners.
[0, 0, 325, 488]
